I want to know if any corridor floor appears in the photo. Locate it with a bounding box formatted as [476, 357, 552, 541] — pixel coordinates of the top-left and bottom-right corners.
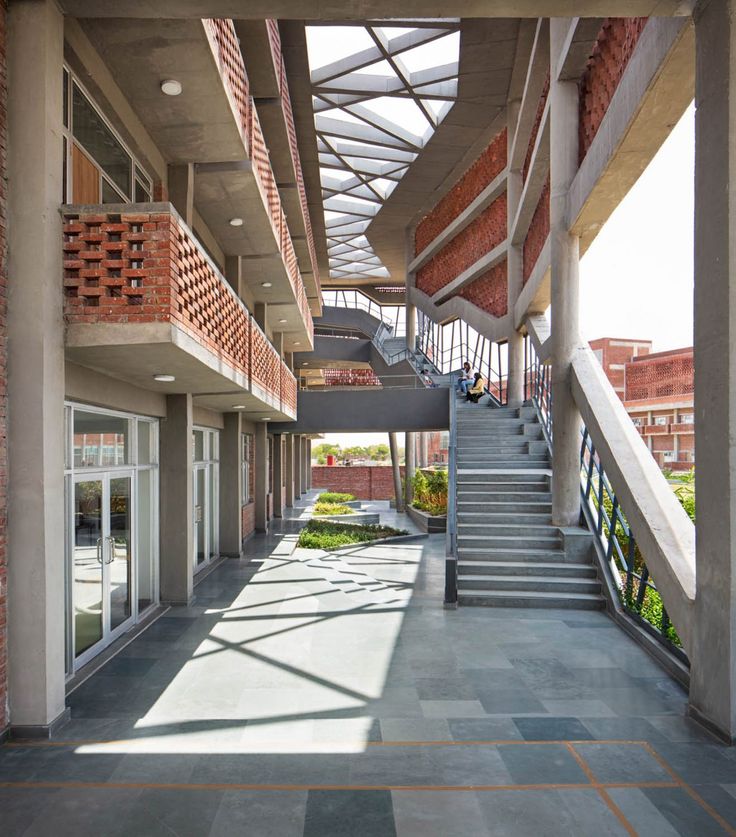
[1, 529, 736, 835]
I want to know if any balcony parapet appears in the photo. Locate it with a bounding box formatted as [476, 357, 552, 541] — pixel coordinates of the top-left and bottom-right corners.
[62, 203, 296, 419]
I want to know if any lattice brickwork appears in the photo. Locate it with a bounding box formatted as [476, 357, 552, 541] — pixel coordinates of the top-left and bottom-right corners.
[63, 209, 250, 381]
[322, 369, 382, 387]
[281, 366, 298, 416]
[416, 195, 507, 297]
[523, 71, 550, 184]
[415, 129, 507, 255]
[625, 351, 694, 401]
[579, 18, 648, 163]
[459, 261, 508, 318]
[522, 178, 550, 285]
[250, 317, 281, 395]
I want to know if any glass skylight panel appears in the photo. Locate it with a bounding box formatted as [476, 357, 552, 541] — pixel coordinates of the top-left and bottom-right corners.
[307, 20, 460, 279]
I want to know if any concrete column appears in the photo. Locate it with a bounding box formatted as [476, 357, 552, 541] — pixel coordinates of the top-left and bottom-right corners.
[225, 255, 241, 296]
[168, 163, 195, 227]
[549, 19, 582, 527]
[254, 422, 268, 531]
[294, 435, 303, 498]
[405, 432, 416, 507]
[273, 434, 284, 517]
[506, 99, 525, 409]
[285, 352, 294, 372]
[389, 432, 404, 512]
[406, 302, 417, 351]
[219, 412, 242, 556]
[301, 437, 309, 496]
[284, 433, 295, 507]
[6, 0, 66, 732]
[159, 394, 194, 604]
[690, 0, 736, 741]
[272, 331, 284, 358]
[254, 302, 268, 335]
[420, 432, 429, 468]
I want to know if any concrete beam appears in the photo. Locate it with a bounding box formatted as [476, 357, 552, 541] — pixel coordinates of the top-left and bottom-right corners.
[555, 18, 605, 81]
[513, 237, 551, 328]
[270, 389, 450, 434]
[408, 286, 513, 345]
[510, 18, 549, 171]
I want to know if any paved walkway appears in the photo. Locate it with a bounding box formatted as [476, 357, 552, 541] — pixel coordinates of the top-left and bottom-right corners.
[1, 525, 735, 835]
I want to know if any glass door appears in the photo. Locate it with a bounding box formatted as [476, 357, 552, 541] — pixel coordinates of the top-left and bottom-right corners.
[72, 472, 135, 666]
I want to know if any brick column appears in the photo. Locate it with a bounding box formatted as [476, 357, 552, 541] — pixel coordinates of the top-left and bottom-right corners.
[6, 0, 67, 734]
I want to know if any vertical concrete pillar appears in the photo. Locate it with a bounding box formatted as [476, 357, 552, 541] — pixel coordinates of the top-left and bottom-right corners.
[284, 433, 295, 507]
[168, 163, 195, 227]
[305, 439, 312, 489]
[285, 352, 294, 372]
[549, 19, 582, 527]
[506, 99, 525, 409]
[420, 432, 429, 468]
[219, 412, 242, 556]
[405, 432, 416, 507]
[301, 437, 309, 496]
[6, 0, 67, 732]
[273, 434, 284, 517]
[254, 302, 268, 335]
[225, 255, 241, 296]
[690, 0, 736, 741]
[272, 331, 284, 358]
[254, 422, 268, 532]
[159, 394, 194, 604]
[406, 302, 417, 351]
[389, 433, 404, 512]
[294, 435, 303, 498]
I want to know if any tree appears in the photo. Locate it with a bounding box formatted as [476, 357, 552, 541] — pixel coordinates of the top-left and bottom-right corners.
[313, 443, 341, 460]
[344, 445, 368, 458]
[368, 443, 389, 461]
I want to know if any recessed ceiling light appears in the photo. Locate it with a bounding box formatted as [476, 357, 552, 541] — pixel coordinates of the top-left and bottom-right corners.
[229, 217, 244, 227]
[232, 404, 246, 409]
[261, 417, 271, 421]
[293, 341, 301, 345]
[160, 79, 182, 96]
[302, 362, 309, 366]
[261, 282, 272, 288]
[278, 318, 287, 324]
[153, 374, 175, 382]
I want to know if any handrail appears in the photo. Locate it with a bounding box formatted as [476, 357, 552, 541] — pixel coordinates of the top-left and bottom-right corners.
[444, 387, 458, 605]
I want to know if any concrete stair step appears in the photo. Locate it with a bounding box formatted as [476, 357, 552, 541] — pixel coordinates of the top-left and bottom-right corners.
[457, 547, 571, 562]
[461, 500, 553, 512]
[458, 523, 559, 535]
[457, 575, 602, 594]
[458, 461, 550, 470]
[458, 535, 563, 550]
[456, 491, 552, 503]
[457, 473, 550, 483]
[457, 560, 597, 578]
[459, 512, 553, 524]
[457, 589, 605, 610]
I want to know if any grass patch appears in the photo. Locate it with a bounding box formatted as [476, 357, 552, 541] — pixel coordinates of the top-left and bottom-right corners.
[313, 501, 355, 516]
[297, 519, 407, 550]
[318, 492, 356, 504]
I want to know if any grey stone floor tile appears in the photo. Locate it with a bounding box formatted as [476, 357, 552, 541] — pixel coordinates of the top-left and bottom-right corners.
[573, 742, 672, 783]
[691, 784, 736, 830]
[420, 699, 487, 718]
[607, 788, 682, 836]
[650, 743, 736, 785]
[541, 699, 617, 717]
[0, 788, 61, 837]
[448, 718, 524, 741]
[133, 788, 224, 837]
[209, 790, 308, 837]
[414, 676, 479, 700]
[477, 688, 548, 715]
[580, 716, 667, 742]
[304, 789, 396, 837]
[425, 745, 513, 786]
[348, 747, 434, 786]
[642, 787, 732, 836]
[497, 743, 589, 785]
[380, 718, 451, 742]
[392, 790, 490, 837]
[513, 716, 594, 741]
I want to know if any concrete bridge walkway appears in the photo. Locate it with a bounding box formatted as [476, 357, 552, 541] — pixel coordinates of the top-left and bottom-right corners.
[0, 525, 733, 835]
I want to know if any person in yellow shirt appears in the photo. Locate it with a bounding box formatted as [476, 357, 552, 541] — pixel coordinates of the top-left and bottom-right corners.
[466, 372, 485, 403]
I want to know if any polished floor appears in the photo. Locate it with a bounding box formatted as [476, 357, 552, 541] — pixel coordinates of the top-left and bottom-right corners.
[1, 504, 735, 835]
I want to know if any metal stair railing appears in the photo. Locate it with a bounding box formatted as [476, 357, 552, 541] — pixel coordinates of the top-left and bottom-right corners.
[444, 386, 458, 606]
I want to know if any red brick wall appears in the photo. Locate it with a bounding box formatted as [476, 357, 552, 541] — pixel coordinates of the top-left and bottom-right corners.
[0, 0, 6, 734]
[242, 502, 255, 539]
[624, 349, 694, 402]
[416, 195, 507, 297]
[459, 260, 507, 318]
[522, 178, 550, 284]
[579, 18, 648, 163]
[415, 129, 507, 254]
[312, 465, 405, 500]
[523, 72, 550, 184]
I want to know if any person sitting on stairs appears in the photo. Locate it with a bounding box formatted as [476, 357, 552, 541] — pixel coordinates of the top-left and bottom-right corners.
[466, 372, 485, 403]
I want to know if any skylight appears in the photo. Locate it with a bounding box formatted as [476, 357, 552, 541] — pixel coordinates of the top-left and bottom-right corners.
[306, 20, 460, 281]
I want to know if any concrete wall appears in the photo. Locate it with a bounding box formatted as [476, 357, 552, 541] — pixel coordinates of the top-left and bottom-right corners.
[0, 0, 6, 734]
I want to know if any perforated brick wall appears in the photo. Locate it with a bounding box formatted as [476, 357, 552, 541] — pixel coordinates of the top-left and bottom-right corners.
[0, 0, 7, 734]
[250, 318, 281, 396]
[579, 18, 648, 163]
[322, 369, 382, 387]
[416, 195, 507, 297]
[415, 129, 507, 255]
[624, 348, 694, 402]
[522, 178, 550, 285]
[459, 260, 508, 318]
[523, 72, 550, 184]
[311, 466, 405, 500]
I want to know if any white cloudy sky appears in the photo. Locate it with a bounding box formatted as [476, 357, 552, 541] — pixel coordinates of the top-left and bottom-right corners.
[319, 101, 695, 448]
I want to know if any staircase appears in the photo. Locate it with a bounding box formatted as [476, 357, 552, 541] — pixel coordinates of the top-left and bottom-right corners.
[455, 402, 604, 610]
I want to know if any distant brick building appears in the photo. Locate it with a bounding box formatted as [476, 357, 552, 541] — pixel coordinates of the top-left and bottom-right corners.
[590, 338, 694, 472]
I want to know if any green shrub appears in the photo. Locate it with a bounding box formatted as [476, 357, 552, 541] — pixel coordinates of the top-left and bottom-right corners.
[621, 578, 682, 647]
[297, 519, 407, 549]
[411, 468, 447, 515]
[318, 491, 356, 504]
[313, 501, 355, 516]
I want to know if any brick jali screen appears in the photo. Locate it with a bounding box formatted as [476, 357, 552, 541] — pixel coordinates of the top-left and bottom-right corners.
[459, 261, 508, 317]
[625, 352, 694, 401]
[522, 178, 550, 285]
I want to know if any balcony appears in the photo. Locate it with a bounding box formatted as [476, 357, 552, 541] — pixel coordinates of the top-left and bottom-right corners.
[62, 204, 297, 421]
[77, 17, 315, 349]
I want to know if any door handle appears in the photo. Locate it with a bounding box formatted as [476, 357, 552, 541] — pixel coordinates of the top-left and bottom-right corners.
[105, 536, 116, 564]
[96, 537, 103, 564]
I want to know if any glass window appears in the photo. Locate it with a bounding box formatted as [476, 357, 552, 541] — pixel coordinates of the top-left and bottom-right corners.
[102, 178, 126, 204]
[135, 179, 151, 202]
[242, 433, 251, 503]
[654, 416, 669, 426]
[73, 410, 131, 468]
[63, 68, 69, 129]
[137, 420, 154, 464]
[193, 430, 205, 462]
[72, 81, 132, 198]
[680, 413, 694, 424]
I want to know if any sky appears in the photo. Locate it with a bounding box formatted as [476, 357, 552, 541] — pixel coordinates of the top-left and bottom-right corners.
[321, 104, 696, 449]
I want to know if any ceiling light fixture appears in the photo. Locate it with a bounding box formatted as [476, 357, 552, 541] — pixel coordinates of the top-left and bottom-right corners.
[261, 282, 272, 288]
[153, 374, 176, 383]
[302, 362, 309, 366]
[232, 405, 247, 409]
[261, 417, 271, 421]
[160, 79, 182, 96]
[293, 341, 301, 345]
[278, 318, 287, 324]
[229, 217, 244, 227]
